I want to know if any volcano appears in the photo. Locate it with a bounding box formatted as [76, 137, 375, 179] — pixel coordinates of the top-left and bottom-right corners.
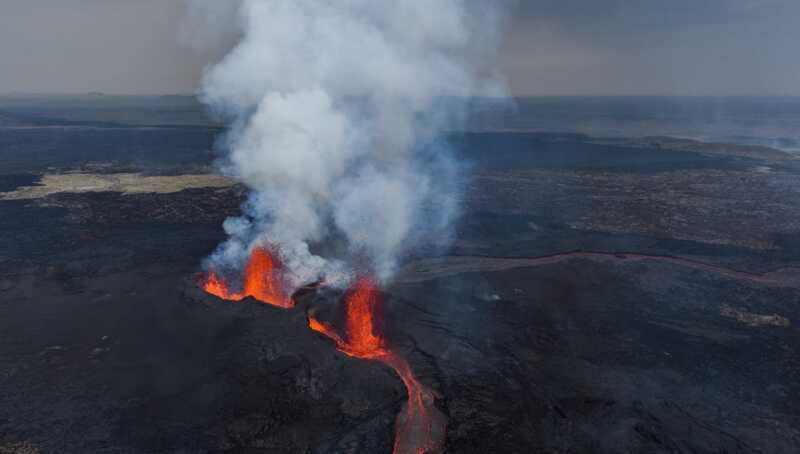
[201, 257, 445, 454]
[3, 105, 800, 454]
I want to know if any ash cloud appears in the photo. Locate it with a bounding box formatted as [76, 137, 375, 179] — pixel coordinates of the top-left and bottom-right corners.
[187, 0, 507, 288]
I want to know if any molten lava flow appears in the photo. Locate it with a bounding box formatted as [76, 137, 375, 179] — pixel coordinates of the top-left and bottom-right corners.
[307, 316, 344, 346]
[204, 261, 443, 452]
[308, 277, 387, 359]
[343, 278, 388, 358]
[308, 278, 444, 454]
[385, 354, 445, 454]
[201, 247, 294, 308]
[202, 271, 240, 300]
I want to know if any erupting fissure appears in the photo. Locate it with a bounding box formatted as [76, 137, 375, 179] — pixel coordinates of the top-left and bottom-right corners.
[191, 0, 503, 449]
[308, 278, 445, 454]
[201, 247, 294, 309]
[201, 264, 443, 453]
[309, 278, 388, 359]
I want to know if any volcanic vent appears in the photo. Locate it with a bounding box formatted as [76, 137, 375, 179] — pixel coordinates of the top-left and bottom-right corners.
[189, 0, 505, 451]
[307, 278, 446, 454]
[201, 257, 446, 454]
[202, 247, 293, 309]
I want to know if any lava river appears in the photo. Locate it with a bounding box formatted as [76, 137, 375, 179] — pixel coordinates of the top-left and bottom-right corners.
[201, 251, 445, 454]
[308, 278, 446, 454]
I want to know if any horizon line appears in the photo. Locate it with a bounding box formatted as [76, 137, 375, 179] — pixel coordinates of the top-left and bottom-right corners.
[2, 92, 800, 99]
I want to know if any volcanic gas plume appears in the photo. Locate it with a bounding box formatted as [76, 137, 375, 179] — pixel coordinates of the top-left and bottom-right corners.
[188, 0, 506, 286]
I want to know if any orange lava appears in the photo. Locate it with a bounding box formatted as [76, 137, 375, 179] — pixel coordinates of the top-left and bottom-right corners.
[202, 257, 442, 452]
[201, 247, 294, 308]
[343, 277, 389, 358]
[308, 277, 387, 359]
[308, 278, 444, 454]
[385, 354, 443, 454]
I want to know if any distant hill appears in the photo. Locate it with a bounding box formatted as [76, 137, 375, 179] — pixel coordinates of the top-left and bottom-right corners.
[0, 95, 220, 128]
[0, 110, 36, 127]
[0, 108, 122, 128]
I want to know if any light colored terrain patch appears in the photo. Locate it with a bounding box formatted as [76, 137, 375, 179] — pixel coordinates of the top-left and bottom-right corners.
[0, 441, 39, 454]
[0, 173, 236, 200]
[650, 320, 750, 343]
[720, 305, 791, 328]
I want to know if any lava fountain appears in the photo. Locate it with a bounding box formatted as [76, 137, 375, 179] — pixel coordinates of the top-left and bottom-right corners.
[308, 278, 446, 454]
[201, 256, 444, 452]
[201, 246, 294, 309]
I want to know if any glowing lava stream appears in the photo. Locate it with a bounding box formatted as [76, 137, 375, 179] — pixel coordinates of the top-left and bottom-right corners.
[308, 278, 446, 454]
[202, 257, 444, 453]
[201, 247, 294, 309]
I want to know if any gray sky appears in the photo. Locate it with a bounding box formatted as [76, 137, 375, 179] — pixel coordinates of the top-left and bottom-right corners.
[1, 0, 799, 95]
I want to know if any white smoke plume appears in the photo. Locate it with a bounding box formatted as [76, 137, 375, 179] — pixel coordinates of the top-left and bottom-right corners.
[186, 0, 507, 289]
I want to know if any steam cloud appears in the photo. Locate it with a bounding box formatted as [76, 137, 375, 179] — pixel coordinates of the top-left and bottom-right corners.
[187, 0, 506, 289]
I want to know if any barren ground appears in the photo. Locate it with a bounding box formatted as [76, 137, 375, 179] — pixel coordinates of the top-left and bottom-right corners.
[0, 122, 798, 453]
